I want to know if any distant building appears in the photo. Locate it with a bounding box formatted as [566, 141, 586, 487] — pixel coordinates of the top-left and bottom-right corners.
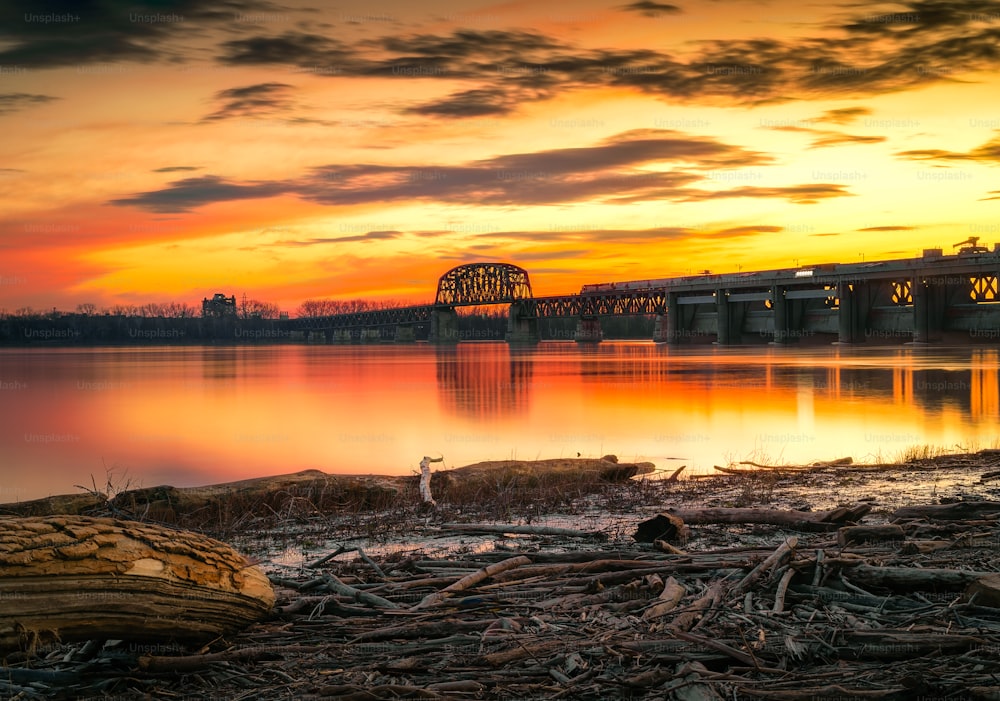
[202, 293, 237, 318]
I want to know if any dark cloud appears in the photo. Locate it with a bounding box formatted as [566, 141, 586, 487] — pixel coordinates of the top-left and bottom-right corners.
[295, 130, 770, 207]
[203, 81, 295, 121]
[715, 225, 783, 236]
[809, 132, 885, 148]
[896, 132, 1000, 161]
[279, 231, 402, 246]
[109, 175, 291, 212]
[207, 2, 1000, 115]
[218, 31, 357, 70]
[817, 107, 872, 124]
[0, 92, 58, 114]
[840, 1, 986, 36]
[766, 125, 885, 149]
[857, 225, 915, 231]
[110, 129, 852, 212]
[0, 0, 280, 68]
[433, 225, 772, 247]
[620, 1, 683, 17]
[380, 29, 561, 58]
[405, 88, 513, 117]
[683, 184, 853, 204]
[153, 166, 201, 173]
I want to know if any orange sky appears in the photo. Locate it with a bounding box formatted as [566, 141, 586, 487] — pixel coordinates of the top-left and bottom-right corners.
[2, 0, 999, 314]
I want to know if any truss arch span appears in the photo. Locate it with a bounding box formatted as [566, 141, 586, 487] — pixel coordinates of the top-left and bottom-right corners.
[435, 262, 533, 306]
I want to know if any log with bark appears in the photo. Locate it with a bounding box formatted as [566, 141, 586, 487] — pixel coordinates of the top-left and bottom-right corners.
[891, 501, 1000, 522]
[660, 505, 871, 531]
[0, 516, 275, 654]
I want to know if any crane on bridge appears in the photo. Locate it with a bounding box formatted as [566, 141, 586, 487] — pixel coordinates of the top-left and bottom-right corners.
[953, 236, 989, 254]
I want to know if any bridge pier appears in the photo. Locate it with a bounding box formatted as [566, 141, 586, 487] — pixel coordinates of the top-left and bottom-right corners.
[394, 325, 416, 343]
[360, 327, 381, 343]
[771, 286, 788, 344]
[506, 301, 540, 344]
[836, 281, 867, 344]
[653, 313, 669, 343]
[912, 279, 944, 343]
[715, 290, 745, 345]
[574, 316, 602, 343]
[430, 307, 460, 343]
[654, 292, 677, 343]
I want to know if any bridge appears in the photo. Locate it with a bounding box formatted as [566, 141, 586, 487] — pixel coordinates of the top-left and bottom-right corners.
[283, 245, 1000, 345]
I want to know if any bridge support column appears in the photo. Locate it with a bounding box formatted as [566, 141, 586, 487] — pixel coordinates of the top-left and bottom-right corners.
[771, 286, 788, 344]
[323, 329, 334, 344]
[654, 292, 678, 343]
[837, 282, 868, 343]
[715, 290, 734, 345]
[394, 325, 416, 343]
[360, 327, 381, 343]
[837, 281, 858, 344]
[912, 279, 943, 343]
[430, 307, 460, 343]
[574, 316, 602, 343]
[653, 313, 669, 343]
[506, 301, 539, 344]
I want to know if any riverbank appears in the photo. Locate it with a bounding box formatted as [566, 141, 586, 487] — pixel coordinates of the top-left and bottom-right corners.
[4, 451, 1000, 699]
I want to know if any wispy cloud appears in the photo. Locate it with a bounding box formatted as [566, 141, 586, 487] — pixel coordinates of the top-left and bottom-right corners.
[896, 132, 1000, 162]
[0, 92, 58, 114]
[816, 107, 872, 125]
[109, 129, 851, 213]
[109, 175, 292, 213]
[767, 124, 886, 149]
[619, 1, 683, 17]
[203, 82, 296, 121]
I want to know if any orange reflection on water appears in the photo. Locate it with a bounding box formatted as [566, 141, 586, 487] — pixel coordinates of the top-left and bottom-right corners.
[1, 343, 998, 502]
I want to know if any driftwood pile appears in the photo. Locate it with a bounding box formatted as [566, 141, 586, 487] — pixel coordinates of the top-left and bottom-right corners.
[6, 498, 1000, 699]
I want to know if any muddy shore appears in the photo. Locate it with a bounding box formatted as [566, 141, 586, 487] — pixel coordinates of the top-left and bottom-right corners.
[4, 451, 1000, 699]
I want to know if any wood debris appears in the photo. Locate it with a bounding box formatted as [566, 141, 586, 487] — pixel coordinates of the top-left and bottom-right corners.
[6, 492, 1000, 700]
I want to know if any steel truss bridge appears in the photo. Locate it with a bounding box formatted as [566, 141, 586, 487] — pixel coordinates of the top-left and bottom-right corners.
[282, 250, 1000, 344]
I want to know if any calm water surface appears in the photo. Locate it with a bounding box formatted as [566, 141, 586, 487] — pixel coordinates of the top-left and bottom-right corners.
[2, 342, 998, 501]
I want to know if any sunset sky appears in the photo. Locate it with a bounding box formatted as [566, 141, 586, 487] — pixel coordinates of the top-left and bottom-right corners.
[2, 0, 999, 313]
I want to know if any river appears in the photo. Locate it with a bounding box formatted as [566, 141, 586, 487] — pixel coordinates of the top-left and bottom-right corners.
[1, 342, 997, 502]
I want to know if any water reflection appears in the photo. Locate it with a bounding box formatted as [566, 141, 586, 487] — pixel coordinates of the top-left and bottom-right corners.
[202, 347, 237, 381]
[2, 343, 999, 502]
[435, 344, 533, 417]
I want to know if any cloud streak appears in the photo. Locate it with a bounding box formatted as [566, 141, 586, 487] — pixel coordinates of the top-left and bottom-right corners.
[111, 129, 855, 212]
[0, 92, 58, 114]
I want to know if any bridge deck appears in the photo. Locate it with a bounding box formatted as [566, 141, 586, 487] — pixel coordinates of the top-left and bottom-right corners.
[280, 249, 1000, 342]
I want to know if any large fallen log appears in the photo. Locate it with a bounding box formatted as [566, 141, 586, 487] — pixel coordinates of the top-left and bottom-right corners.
[661, 505, 871, 531]
[843, 563, 987, 591]
[0, 516, 274, 654]
[891, 501, 1000, 522]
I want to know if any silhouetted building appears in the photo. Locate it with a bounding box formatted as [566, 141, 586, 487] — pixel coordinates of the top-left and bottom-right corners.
[202, 293, 237, 318]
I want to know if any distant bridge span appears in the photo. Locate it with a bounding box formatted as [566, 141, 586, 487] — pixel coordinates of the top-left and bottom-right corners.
[283, 250, 1000, 344]
[435, 262, 533, 306]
